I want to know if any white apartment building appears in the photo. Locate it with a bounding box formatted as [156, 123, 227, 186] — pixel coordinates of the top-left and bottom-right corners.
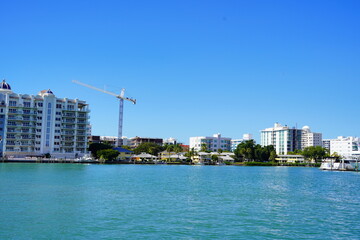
[300, 126, 322, 149]
[261, 123, 302, 155]
[328, 136, 360, 158]
[190, 133, 231, 152]
[163, 137, 177, 145]
[0, 80, 90, 158]
[261, 123, 322, 155]
[231, 134, 253, 151]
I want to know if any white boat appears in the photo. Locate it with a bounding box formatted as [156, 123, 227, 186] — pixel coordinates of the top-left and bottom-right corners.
[216, 162, 226, 166]
[75, 154, 97, 163]
[320, 158, 359, 171]
[193, 161, 204, 166]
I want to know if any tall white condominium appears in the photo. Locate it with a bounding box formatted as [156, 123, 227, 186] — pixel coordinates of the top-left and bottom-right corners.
[300, 126, 322, 149]
[329, 136, 360, 158]
[261, 123, 323, 155]
[261, 123, 302, 155]
[0, 80, 90, 158]
[190, 133, 231, 152]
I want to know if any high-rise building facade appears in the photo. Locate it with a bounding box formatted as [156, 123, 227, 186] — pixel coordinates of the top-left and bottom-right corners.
[0, 80, 90, 158]
[261, 123, 302, 155]
[261, 123, 322, 155]
[300, 126, 322, 149]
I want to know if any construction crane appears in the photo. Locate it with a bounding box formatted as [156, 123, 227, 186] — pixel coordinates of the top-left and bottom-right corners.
[73, 80, 136, 147]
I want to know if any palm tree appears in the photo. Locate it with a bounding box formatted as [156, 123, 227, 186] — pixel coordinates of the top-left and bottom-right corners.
[200, 143, 208, 152]
[166, 144, 174, 162]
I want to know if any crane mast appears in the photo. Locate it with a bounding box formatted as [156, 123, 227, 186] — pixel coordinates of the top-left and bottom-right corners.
[73, 80, 136, 147]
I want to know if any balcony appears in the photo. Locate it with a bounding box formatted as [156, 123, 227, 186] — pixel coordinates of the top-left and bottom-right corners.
[62, 120, 76, 123]
[62, 132, 75, 136]
[62, 125, 75, 130]
[62, 138, 74, 142]
[62, 113, 76, 117]
[77, 114, 88, 119]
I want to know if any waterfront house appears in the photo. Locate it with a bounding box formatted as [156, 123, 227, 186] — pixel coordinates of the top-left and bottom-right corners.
[113, 147, 133, 161]
[132, 152, 158, 162]
[275, 155, 305, 163]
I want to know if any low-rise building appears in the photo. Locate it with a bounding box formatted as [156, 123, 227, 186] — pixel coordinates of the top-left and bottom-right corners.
[328, 136, 360, 158]
[275, 155, 305, 163]
[113, 147, 133, 161]
[163, 137, 177, 145]
[129, 136, 163, 148]
[100, 136, 117, 146]
[189, 133, 231, 152]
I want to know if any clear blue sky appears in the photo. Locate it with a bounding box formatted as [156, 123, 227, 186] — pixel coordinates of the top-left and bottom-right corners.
[1, 0, 359, 144]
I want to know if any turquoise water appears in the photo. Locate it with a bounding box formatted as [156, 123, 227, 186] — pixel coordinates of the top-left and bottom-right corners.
[0, 164, 360, 239]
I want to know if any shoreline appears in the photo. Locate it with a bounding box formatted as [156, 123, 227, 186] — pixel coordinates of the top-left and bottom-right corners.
[0, 158, 321, 167]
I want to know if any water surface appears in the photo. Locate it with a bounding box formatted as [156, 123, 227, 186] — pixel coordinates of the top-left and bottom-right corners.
[0, 164, 359, 239]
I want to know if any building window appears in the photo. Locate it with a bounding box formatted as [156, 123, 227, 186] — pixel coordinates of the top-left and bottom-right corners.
[45, 103, 52, 147]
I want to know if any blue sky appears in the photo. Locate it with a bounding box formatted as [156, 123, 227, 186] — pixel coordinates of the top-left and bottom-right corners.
[1, 0, 359, 144]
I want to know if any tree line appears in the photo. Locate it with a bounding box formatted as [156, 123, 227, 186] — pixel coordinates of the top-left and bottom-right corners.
[88, 142, 184, 162]
[234, 140, 277, 162]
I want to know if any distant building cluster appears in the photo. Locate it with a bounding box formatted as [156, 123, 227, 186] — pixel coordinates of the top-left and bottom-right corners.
[3, 80, 358, 161]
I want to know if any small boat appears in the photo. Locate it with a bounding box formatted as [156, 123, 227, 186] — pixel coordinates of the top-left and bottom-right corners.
[193, 161, 204, 166]
[75, 154, 97, 163]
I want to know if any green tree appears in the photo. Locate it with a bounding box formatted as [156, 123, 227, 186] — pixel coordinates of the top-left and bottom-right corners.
[200, 143, 208, 152]
[166, 144, 174, 162]
[121, 145, 133, 151]
[269, 150, 277, 162]
[97, 149, 120, 162]
[211, 154, 219, 164]
[234, 140, 256, 161]
[185, 147, 196, 162]
[88, 143, 112, 158]
[331, 152, 342, 160]
[302, 146, 327, 163]
[133, 142, 164, 156]
[173, 144, 183, 154]
[287, 149, 303, 155]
